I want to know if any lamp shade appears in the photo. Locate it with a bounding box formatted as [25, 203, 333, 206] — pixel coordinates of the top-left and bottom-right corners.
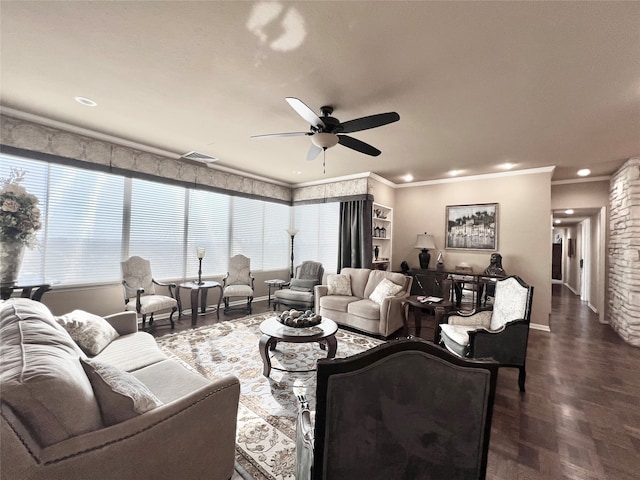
[414, 234, 436, 250]
[286, 228, 299, 237]
[311, 132, 339, 149]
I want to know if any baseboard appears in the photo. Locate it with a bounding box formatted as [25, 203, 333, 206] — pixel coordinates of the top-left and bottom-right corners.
[563, 283, 580, 295]
[530, 323, 551, 332]
[138, 296, 270, 324]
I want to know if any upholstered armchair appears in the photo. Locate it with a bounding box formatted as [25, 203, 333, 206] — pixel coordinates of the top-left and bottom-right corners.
[222, 254, 255, 314]
[438, 275, 534, 391]
[273, 261, 324, 311]
[296, 338, 499, 480]
[121, 256, 178, 329]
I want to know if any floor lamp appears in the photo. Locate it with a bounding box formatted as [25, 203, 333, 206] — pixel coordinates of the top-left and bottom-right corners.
[287, 228, 299, 279]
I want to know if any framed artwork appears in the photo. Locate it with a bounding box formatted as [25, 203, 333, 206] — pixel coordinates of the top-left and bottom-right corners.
[445, 203, 498, 251]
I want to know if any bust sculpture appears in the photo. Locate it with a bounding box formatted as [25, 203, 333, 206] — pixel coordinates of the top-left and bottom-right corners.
[484, 252, 506, 277]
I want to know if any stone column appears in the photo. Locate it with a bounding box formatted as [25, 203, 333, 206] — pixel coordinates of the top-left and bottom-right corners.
[608, 158, 640, 346]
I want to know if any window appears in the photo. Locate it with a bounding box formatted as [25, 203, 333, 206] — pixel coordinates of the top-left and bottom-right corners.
[2, 155, 124, 285]
[2, 152, 340, 286]
[187, 189, 230, 277]
[231, 196, 290, 271]
[129, 178, 186, 280]
[293, 202, 340, 274]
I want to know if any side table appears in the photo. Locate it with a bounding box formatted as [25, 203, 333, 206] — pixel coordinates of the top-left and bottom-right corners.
[0, 282, 52, 302]
[402, 296, 454, 342]
[264, 279, 288, 306]
[177, 281, 223, 326]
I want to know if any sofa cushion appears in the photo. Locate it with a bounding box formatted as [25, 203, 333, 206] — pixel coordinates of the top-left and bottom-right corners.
[289, 278, 319, 292]
[0, 299, 103, 447]
[369, 278, 403, 305]
[327, 274, 352, 296]
[94, 332, 168, 372]
[57, 309, 120, 356]
[81, 358, 163, 426]
[319, 295, 359, 313]
[340, 268, 372, 298]
[274, 288, 315, 305]
[347, 299, 381, 320]
[131, 359, 211, 404]
[364, 270, 408, 299]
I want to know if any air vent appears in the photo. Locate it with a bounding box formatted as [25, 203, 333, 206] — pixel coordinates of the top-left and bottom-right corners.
[181, 151, 218, 163]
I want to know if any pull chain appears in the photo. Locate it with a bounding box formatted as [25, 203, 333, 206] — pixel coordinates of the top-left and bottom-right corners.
[323, 148, 326, 174]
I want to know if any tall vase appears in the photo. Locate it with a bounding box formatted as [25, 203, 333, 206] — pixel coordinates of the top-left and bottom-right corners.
[0, 241, 25, 286]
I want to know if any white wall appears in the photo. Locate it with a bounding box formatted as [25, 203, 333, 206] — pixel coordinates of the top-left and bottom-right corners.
[392, 169, 553, 328]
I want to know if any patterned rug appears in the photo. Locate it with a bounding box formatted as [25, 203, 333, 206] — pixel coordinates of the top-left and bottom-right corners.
[155, 313, 383, 479]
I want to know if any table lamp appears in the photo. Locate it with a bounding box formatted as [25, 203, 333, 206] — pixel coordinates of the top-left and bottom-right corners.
[415, 233, 436, 269]
[196, 247, 206, 285]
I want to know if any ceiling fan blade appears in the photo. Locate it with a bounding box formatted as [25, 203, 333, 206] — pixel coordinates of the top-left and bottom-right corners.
[306, 144, 322, 161]
[339, 112, 400, 134]
[338, 135, 381, 156]
[286, 97, 326, 129]
[251, 132, 309, 139]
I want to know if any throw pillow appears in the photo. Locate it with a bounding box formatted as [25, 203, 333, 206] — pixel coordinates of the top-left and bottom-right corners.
[81, 358, 163, 426]
[289, 278, 319, 292]
[56, 310, 119, 356]
[369, 278, 403, 305]
[327, 274, 352, 296]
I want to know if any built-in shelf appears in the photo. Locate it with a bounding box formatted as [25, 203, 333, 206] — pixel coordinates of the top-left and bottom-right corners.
[373, 202, 393, 269]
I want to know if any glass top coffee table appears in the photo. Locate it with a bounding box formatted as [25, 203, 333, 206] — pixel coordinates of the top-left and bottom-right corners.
[258, 316, 338, 377]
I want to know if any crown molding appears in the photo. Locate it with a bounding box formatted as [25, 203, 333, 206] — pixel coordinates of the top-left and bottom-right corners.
[292, 171, 371, 188]
[396, 166, 556, 188]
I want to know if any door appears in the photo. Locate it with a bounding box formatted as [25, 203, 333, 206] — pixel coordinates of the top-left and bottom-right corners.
[552, 243, 562, 280]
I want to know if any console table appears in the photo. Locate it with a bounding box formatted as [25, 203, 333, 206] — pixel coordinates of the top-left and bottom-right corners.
[408, 269, 503, 311]
[0, 282, 52, 302]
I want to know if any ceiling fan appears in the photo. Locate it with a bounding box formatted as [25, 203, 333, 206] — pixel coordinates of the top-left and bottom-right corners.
[252, 97, 400, 161]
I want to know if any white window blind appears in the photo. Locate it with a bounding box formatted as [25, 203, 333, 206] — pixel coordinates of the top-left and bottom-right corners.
[129, 178, 185, 281]
[187, 189, 230, 277]
[230, 196, 265, 269]
[262, 201, 290, 271]
[293, 202, 339, 274]
[1, 154, 124, 285]
[2, 152, 292, 286]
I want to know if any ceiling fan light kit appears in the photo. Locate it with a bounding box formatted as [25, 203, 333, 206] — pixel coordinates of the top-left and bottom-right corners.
[311, 132, 339, 149]
[252, 97, 400, 165]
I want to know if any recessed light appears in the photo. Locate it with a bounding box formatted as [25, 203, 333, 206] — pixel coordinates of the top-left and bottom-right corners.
[448, 169, 460, 176]
[577, 168, 591, 177]
[74, 96, 97, 107]
[500, 162, 515, 170]
[565, 209, 574, 215]
[402, 174, 414, 182]
[554, 219, 561, 224]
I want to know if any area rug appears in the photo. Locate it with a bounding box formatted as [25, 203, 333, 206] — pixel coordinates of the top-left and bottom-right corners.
[155, 313, 383, 480]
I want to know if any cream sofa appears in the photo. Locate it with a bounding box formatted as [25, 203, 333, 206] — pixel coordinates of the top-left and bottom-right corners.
[0, 298, 240, 480]
[314, 268, 412, 338]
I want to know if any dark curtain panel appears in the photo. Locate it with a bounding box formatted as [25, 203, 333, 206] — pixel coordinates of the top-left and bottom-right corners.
[338, 199, 373, 271]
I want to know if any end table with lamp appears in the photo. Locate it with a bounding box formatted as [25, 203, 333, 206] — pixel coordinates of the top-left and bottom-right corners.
[176, 247, 223, 326]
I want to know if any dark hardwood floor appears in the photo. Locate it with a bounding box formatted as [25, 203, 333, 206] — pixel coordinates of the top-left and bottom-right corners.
[149, 285, 640, 480]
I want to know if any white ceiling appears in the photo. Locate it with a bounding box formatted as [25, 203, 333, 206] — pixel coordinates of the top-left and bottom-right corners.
[1, 1, 639, 187]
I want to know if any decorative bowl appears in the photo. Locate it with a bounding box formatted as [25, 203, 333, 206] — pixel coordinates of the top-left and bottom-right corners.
[277, 309, 322, 328]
